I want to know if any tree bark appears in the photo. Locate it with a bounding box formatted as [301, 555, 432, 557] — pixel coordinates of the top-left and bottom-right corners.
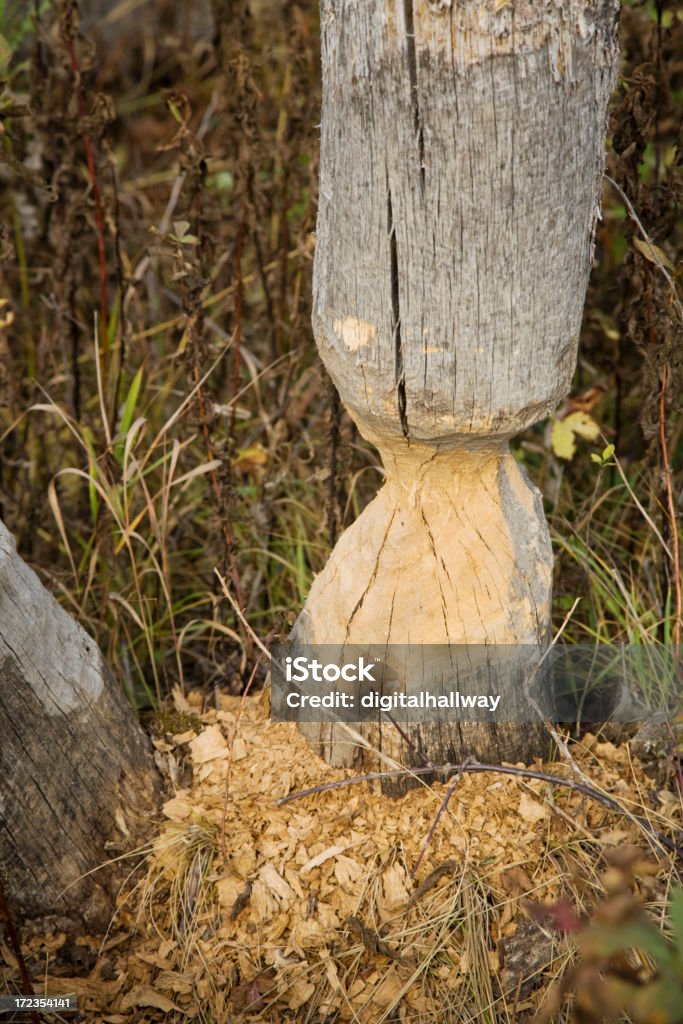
[0, 520, 163, 929]
[293, 0, 620, 772]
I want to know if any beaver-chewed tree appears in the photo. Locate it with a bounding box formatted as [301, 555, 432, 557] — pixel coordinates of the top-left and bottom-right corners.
[0, 520, 162, 928]
[293, 1, 620, 770]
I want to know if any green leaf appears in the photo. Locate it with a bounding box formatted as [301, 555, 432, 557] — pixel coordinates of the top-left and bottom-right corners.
[81, 426, 100, 527]
[168, 100, 184, 124]
[115, 367, 144, 465]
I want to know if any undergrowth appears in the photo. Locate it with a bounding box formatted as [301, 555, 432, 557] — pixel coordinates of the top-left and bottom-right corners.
[0, 1, 680, 712]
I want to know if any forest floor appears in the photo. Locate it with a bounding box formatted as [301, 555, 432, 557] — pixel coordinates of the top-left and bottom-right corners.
[2, 692, 681, 1023]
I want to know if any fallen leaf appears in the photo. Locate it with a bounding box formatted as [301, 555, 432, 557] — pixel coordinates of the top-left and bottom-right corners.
[288, 979, 315, 1010]
[120, 985, 183, 1013]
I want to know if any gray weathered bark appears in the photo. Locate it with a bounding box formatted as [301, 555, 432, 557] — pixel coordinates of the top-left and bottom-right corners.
[0, 520, 163, 928]
[293, 0, 620, 771]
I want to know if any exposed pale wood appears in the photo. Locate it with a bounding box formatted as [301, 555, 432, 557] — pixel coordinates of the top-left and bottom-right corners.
[0, 519, 163, 928]
[295, 0, 619, 773]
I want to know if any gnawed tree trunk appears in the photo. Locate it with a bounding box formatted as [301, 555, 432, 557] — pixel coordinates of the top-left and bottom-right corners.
[294, 1, 620, 771]
[0, 520, 163, 929]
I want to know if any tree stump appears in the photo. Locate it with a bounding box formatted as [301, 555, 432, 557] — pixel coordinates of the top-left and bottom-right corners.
[0, 520, 163, 928]
[293, 0, 620, 772]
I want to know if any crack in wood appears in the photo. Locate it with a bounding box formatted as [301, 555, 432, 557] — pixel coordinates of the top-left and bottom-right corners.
[387, 186, 410, 439]
[419, 503, 451, 637]
[345, 506, 398, 640]
[403, 0, 425, 192]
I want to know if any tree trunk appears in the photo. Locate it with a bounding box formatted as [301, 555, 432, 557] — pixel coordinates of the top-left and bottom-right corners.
[0, 520, 163, 929]
[293, 0, 620, 772]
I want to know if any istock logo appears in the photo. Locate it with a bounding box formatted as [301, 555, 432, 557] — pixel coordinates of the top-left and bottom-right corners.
[285, 656, 376, 683]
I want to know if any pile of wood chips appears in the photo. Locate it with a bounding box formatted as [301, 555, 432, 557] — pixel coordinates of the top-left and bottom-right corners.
[2, 688, 679, 1023]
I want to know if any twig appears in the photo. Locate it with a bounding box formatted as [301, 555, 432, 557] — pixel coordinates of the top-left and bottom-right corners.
[129, 244, 307, 343]
[411, 757, 474, 878]
[523, 598, 593, 785]
[276, 761, 683, 862]
[382, 711, 432, 767]
[604, 175, 683, 327]
[611, 450, 673, 561]
[215, 585, 406, 774]
[139, 332, 235, 473]
[215, 570, 273, 665]
[123, 90, 219, 319]
[109, 159, 127, 433]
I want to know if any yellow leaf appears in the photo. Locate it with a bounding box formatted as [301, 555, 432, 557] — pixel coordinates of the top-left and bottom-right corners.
[633, 237, 674, 271]
[550, 419, 575, 460]
[551, 412, 600, 461]
[568, 411, 600, 441]
[233, 444, 268, 475]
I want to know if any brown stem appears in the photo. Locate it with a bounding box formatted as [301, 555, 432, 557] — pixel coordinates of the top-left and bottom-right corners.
[411, 757, 474, 878]
[659, 365, 682, 658]
[327, 383, 341, 548]
[277, 762, 683, 862]
[191, 363, 244, 614]
[0, 876, 41, 1024]
[64, 2, 109, 372]
[229, 219, 245, 438]
[252, 228, 278, 360]
[109, 159, 126, 434]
